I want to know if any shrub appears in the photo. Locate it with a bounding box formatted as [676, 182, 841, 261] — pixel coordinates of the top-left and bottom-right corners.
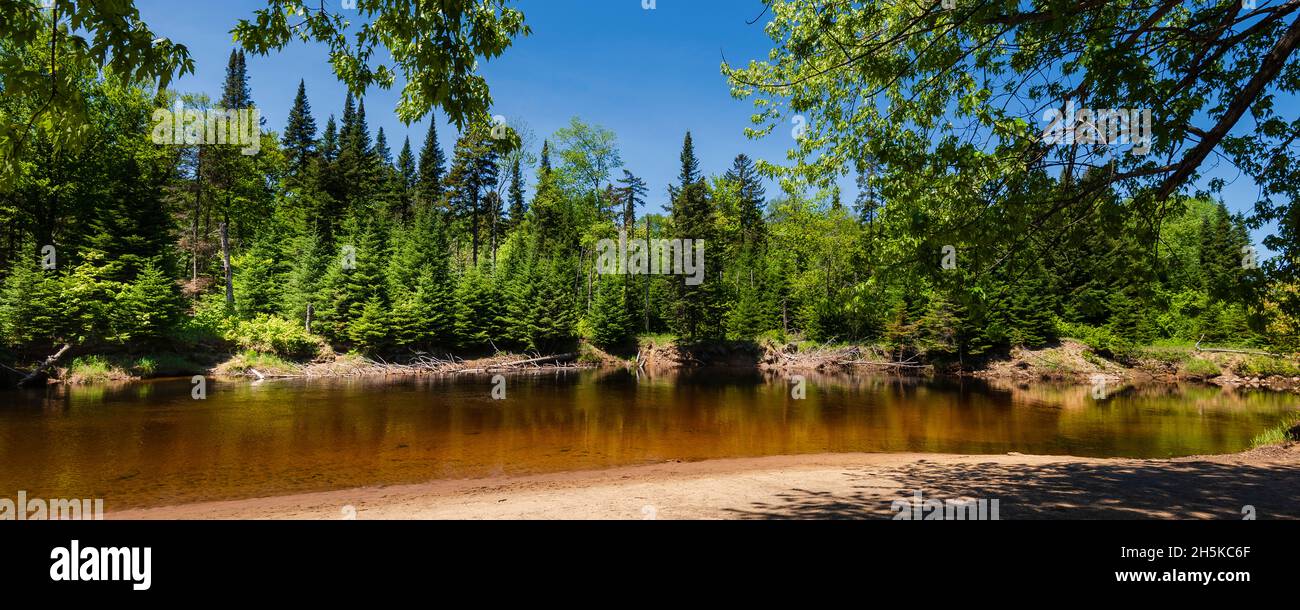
[1059, 322, 1136, 361]
[66, 356, 130, 384]
[214, 350, 301, 377]
[227, 315, 323, 359]
[1235, 356, 1300, 378]
[1182, 358, 1221, 379]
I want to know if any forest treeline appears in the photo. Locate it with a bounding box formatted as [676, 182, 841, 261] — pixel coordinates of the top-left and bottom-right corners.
[0, 44, 1296, 367]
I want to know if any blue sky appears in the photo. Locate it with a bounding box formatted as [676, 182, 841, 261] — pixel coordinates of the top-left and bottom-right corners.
[137, 0, 791, 215]
[135, 0, 1272, 251]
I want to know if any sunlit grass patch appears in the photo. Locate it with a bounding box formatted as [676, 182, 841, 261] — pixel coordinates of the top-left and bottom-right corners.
[1252, 413, 1300, 448]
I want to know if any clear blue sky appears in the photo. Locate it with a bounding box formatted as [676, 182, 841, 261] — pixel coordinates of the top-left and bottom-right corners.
[136, 0, 793, 216]
[135, 0, 1272, 251]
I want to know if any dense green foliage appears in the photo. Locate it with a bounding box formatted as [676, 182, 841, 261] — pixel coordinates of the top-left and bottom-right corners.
[0, 5, 1296, 366]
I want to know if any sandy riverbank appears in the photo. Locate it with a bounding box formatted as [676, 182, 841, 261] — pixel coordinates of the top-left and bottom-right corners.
[110, 445, 1300, 520]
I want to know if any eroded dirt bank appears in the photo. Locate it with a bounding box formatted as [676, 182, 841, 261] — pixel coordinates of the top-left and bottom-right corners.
[111, 445, 1300, 520]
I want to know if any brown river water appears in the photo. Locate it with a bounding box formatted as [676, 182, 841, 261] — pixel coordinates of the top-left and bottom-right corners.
[0, 369, 1295, 510]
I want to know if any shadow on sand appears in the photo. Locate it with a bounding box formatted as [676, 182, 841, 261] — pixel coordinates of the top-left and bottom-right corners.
[725, 458, 1300, 520]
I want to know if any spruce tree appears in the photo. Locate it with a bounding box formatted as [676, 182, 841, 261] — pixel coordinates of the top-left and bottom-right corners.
[724, 154, 766, 247]
[591, 274, 634, 347]
[507, 157, 526, 231]
[668, 132, 723, 340]
[447, 125, 500, 266]
[454, 266, 503, 348]
[616, 169, 647, 233]
[320, 115, 339, 162]
[396, 136, 418, 221]
[418, 118, 447, 208]
[282, 79, 318, 180]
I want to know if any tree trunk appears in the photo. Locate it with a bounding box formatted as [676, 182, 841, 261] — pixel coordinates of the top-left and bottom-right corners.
[220, 220, 233, 308]
[191, 154, 204, 281]
[644, 217, 652, 332]
[18, 343, 71, 387]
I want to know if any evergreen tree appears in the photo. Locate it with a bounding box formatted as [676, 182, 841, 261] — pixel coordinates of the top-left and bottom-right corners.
[616, 170, 647, 232]
[282, 79, 318, 181]
[388, 203, 455, 347]
[395, 136, 418, 221]
[454, 265, 502, 348]
[591, 274, 634, 347]
[320, 115, 339, 162]
[418, 118, 447, 209]
[348, 296, 390, 354]
[113, 260, 184, 344]
[319, 216, 390, 342]
[531, 258, 578, 351]
[668, 132, 723, 340]
[219, 50, 252, 109]
[507, 157, 526, 231]
[724, 154, 766, 247]
[0, 255, 65, 347]
[283, 231, 329, 330]
[447, 125, 501, 266]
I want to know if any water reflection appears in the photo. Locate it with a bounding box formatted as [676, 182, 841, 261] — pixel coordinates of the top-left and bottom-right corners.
[0, 370, 1294, 509]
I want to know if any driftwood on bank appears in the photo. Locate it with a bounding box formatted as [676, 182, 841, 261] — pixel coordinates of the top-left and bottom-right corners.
[234, 352, 588, 380]
[1195, 335, 1281, 357]
[17, 343, 71, 387]
[441, 353, 581, 374]
[763, 342, 929, 371]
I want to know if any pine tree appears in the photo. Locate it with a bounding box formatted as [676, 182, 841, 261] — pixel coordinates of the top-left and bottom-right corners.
[113, 260, 184, 344]
[395, 136, 418, 221]
[447, 125, 500, 266]
[668, 132, 723, 340]
[418, 117, 447, 209]
[320, 115, 339, 162]
[531, 258, 578, 351]
[219, 50, 252, 109]
[388, 203, 455, 347]
[591, 274, 633, 347]
[209, 48, 262, 308]
[1200, 202, 1245, 303]
[672, 131, 701, 206]
[616, 169, 647, 232]
[282, 79, 318, 180]
[507, 157, 526, 231]
[283, 230, 329, 330]
[0, 254, 65, 347]
[454, 266, 503, 348]
[233, 239, 285, 318]
[374, 127, 392, 166]
[372, 126, 401, 217]
[348, 296, 390, 354]
[319, 216, 390, 342]
[724, 154, 766, 247]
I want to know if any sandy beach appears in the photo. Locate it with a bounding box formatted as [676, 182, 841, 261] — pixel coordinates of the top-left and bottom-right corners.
[110, 445, 1300, 520]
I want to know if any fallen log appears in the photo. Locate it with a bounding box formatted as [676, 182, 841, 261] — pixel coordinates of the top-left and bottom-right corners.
[1194, 335, 1282, 357]
[18, 343, 71, 387]
[493, 353, 579, 368]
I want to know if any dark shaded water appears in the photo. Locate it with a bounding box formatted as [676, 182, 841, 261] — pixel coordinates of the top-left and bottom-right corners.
[0, 370, 1295, 509]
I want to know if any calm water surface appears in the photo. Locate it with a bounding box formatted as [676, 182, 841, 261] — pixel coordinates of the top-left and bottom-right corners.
[0, 370, 1295, 509]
